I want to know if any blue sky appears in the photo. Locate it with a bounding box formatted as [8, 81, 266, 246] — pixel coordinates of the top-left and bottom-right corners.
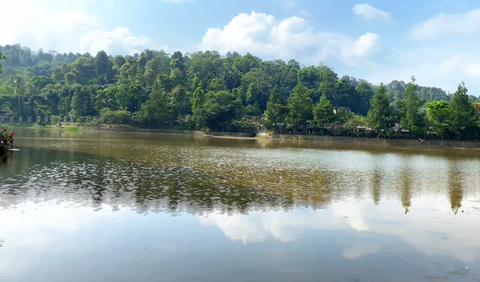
[1, 0, 480, 94]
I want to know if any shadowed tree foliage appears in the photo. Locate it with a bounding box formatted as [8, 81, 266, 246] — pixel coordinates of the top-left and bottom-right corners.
[313, 94, 335, 129]
[400, 77, 426, 137]
[0, 44, 479, 138]
[449, 82, 477, 140]
[367, 83, 394, 136]
[264, 86, 288, 131]
[286, 82, 313, 132]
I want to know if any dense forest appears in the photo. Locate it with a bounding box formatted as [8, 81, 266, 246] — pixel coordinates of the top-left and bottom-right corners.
[0, 44, 479, 139]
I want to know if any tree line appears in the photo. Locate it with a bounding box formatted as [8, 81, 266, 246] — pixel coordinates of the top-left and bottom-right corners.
[0, 44, 479, 139]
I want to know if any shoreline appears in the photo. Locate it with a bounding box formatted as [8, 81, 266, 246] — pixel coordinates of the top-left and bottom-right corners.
[8, 124, 480, 149]
[267, 133, 480, 150]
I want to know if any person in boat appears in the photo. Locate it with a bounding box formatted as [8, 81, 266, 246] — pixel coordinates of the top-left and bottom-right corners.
[0, 126, 13, 146]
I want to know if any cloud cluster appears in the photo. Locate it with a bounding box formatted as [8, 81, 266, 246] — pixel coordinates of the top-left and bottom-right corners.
[200, 209, 328, 244]
[198, 12, 379, 65]
[410, 9, 480, 40]
[370, 8, 480, 92]
[200, 196, 480, 264]
[0, 0, 98, 51]
[0, 0, 153, 55]
[80, 27, 153, 55]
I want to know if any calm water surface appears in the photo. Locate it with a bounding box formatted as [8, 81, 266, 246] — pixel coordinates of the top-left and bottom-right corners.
[1, 129, 480, 282]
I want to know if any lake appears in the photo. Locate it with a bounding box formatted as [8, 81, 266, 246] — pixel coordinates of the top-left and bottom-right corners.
[1, 129, 480, 282]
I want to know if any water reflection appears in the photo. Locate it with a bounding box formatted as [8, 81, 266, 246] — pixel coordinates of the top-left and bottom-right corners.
[399, 163, 412, 214]
[1, 146, 476, 216]
[448, 163, 464, 214]
[1, 131, 480, 282]
[200, 198, 480, 262]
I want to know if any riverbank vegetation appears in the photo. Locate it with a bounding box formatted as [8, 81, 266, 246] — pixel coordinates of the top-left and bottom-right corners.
[1, 44, 479, 140]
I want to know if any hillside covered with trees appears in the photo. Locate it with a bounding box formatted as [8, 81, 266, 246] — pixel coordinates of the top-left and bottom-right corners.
[0, 44, 479, 139]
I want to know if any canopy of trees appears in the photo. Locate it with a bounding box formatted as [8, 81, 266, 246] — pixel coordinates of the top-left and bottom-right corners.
[1, 44, 479, 139]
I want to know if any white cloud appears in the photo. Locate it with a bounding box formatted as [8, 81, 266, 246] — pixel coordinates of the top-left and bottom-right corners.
[410, 9, 480, 40]
[80, 27, 154, 55]
[351, 7, 480, 93]
[467, 65, 480, 77]
[364, 48, 480, 93]
[200, 209, 328, 244]
[0, 0, 98, 51]
[341, 33, 379, 63]
[198, 12, 379, 65]
[0, 0, 154, 55]
[0, 0, 152, 54]
[352, 3, 391, 22]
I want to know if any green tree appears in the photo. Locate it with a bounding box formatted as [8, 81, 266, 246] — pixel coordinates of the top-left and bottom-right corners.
[95, 50, 109, 84]
[3, 44, 480, 138]
[367, 83, 394, 136]
[355, 80, 374, 116]
[70, 86, 94, 118]
[298, 66, 321, 91]
[400, 77, 426, 137]
[241, 68, 273, 110]
[232, 53, 261, 74]
[136, 78, 172, 126]
[170, 51, 185, 73]
[192, 83, 206, 129]
[115, 84, 145, 113]
[96, 87, 119, 111]
[207, 78, 227, 92]
[113, 55, 126, 70]
[100, 108, 131, 125]
[426, 101, 452, 139]
[286, 82, 313, 132]
[40, 83, 62, 115]
[70, 57, 98, 85]
[203, 90, 243, 131]
[264, 86, 288, 131]
[334, 77, 358, 110]
[317, 70, 337, 104]
[170, 68, 184, 87]
[449, 82, 477, 140]
[244, 102, 262, 116]
[171, 85, 187, 116]
[313, 94, 335, 129]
